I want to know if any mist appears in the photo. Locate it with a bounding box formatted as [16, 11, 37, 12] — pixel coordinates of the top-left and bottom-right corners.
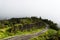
[0, 0, 60, 27]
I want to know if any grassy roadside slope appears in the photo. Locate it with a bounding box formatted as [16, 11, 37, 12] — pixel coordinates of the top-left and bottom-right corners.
[0, 17, 46, 39]
[30, 29, 60, 40]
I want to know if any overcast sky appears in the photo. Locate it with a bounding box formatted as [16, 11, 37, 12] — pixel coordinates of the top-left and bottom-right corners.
[0, 0, 60, 26]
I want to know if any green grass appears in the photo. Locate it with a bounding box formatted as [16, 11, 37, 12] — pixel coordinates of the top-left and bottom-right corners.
[30, 29, 57, 40]
[0, 26, 45, 39]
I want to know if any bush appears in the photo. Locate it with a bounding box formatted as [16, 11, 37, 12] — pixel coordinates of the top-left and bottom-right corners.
[30, 29, 57, 40]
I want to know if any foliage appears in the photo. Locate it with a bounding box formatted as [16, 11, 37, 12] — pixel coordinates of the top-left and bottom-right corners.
[0, 17, 59, 39]
[30, 29, 60, 40]
[42, 19, 59, 30]
[0, 17, 46, 39]
[57, 30, 60, 37]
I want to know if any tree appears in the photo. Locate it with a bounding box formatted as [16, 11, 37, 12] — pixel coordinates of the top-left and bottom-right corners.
[42, 19, 59, 30]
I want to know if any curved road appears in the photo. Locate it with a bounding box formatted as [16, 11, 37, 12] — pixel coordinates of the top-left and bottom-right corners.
[1, 24, 49, 40]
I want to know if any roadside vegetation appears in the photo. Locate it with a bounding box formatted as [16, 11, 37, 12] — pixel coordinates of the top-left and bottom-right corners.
[30, 17, 60, 40]
[30, 29, 60, 40]
[0, 17, 59, 40]
[0, 17, 46, 39]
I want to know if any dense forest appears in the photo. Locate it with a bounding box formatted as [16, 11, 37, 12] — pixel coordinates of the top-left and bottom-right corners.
[0, 17, 60, 40]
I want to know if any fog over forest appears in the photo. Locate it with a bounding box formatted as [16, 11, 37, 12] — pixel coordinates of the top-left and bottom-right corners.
[0, 0, 60, 27]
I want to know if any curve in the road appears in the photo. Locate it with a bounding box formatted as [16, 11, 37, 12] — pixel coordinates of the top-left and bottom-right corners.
[1, 24, 49, 40]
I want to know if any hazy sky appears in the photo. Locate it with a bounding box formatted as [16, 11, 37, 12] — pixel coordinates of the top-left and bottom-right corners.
[0, 0, 60, 26]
